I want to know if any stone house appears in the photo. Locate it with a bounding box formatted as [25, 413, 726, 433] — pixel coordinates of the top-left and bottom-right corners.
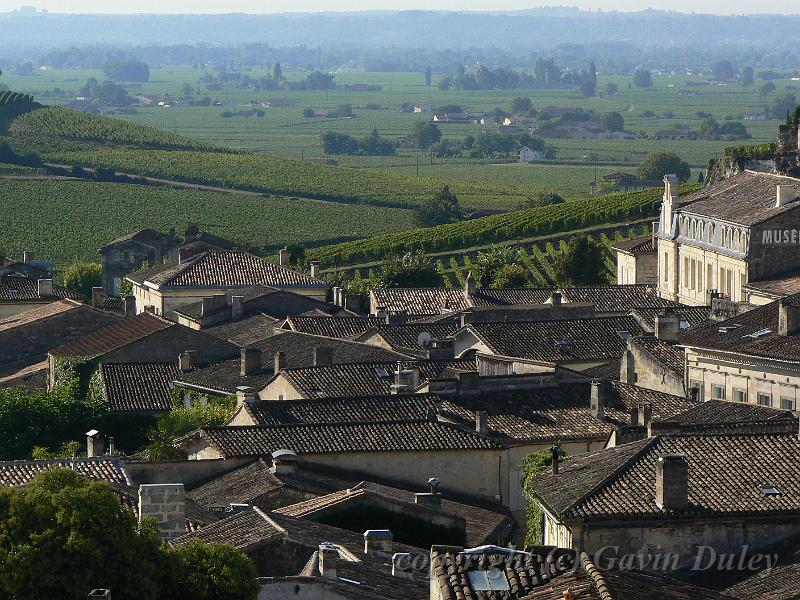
[613, 236, 657, 285]
[532, 432, 800, 571]
[0, 276, 82, 318]
[125, 251, 328, 320]
[657, 171, 800, 305]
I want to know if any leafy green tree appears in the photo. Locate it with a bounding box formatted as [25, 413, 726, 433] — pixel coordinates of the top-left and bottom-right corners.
[580, 62, 597, 97]
[424, 66, 432, 86]
[471, 247, 518, 287]
[438, 76, 452, 90]
[63, 259, 102, 300]
[510, 97, 532, 115]
[321, 131, 359, 155]
[414, 121, 442, 149]
[553, 236, 608, 285]
[491, 264, 530, 288]
[599, 111, 624, 132]
[767, 93, 797, 120]
[171, 541, 258, 600]
[522, 191, 565, 209]
[699, 116, 720, 136]
[636, 151, 691, 183]
[603, 82, 618, 96]
[336, 104, 353, 117]
[412, 185, 463, 227]
[759, 81, 776, 97]
[712, 60, 735, 80]
[144, 398, 235, 462]
[359, 128, 395, 156]
[740, 66, 754, 87]
[285, 243, 306, 267]
[377, 251, 441, 288]
[0, 469, 172, 600]
[272, 62, 283, 82]
[103, 60, 150, 82]
[633, 68, 652, 88]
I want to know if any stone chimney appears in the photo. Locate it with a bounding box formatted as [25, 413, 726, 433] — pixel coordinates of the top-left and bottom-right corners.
[776, 185, 795, 208]
[332, 287, 343, 307]
[310, 261, 321, 278]
[274, 351, 287, 372]
[364, 530, 393, 556]
[108, 437, 116, 456]
[200, 294, 226, 317]
[230, 295, 244, 321]
[460, 310, 473, 327]
[86, 429, 104, 457]
[23, 250, 35, 264]
[550, 291, 562, 308]
[124, 295, 136, 317]
[240, 347, 262, 376]
[269, 449, 298, 475]
[394, 365, 420, 390]
[37, 278, 53, 298]
[313, 347, 333, 367]
[178, 350, 197, 372]
[629, 406, 639, 426]
[456, 370, 479, 394]
[655, 309, 680, 342]
[415, 491, 442, 507]
[318, 543, 338, 579]
[392, 553, 414, 580]
[778, 299, 800, 337]
[235, 385, 257, 408]
[463, 271, 476, 297]
[655, 455, 689, 510]
[89, 287, 104, 308]
[638, 402, 653, 428]
[278, 247, 289, 266]
[550, 444, 561, 475]
[88, 590, 111, 599]
[138, 483, 185, 540]
[475, 410, 488, 434]
[344, 293, 360, 313]
[427, 337, 455, 360]
[664, 174, 681, 207]
[590, 380, 605, 420]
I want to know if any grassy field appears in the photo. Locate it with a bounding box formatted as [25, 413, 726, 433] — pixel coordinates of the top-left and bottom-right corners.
[0, 179, 416, 269]
[3, 67, 787, 193]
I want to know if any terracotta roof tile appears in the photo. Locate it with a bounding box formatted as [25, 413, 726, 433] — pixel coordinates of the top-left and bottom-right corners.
[101, 362, 180, 412]
[49, 312, 173, 357]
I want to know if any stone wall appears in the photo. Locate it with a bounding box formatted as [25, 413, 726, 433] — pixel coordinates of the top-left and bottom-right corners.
[138, 483, 185, 540]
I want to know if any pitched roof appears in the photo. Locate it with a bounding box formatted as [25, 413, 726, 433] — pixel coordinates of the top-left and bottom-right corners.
[559, 285, 674, 312]
[0, 458, 128, 486]
[103, 228, 178, 248]
[678, 170, 800, 226]
[360, 323, 461, 351]
[204, 313, 278, 346]
[611, 236, 656, 254]
[534, 433, 800, 521]
[194, 420, 503, 457]
[469, 288, 553, 306]
[0, 276, 82, 302]
[275, 359, 475, 398]
[243, 394, 440, 426]
[630, 306, 711, 333]
[126, 251, 327, 289]
[282, 316, 385, 339]
[49, 312, 173, 357]
[653, 399, 797, 434]
[172, 506, 286, 552]
[175, 358, 274, 395]
[100, 362, 180, 412]
[715, 531, 800, 599]
[464, 316, 644, 362]
[372, 287, 470, 315]
[679, 295, 800, 360]
[0, 299, 80, 333]
[744, 268, 800, 298]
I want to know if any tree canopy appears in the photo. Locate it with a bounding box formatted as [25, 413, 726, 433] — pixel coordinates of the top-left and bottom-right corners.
[414, 121, 442, 149]
[377, 251, 441, 288]
[412, 185, 463, 227]
[633, 68, 652, 88]
[63, 259, 102, 300]
[636, 151, 691, 182]
[553, 236, 608, 285]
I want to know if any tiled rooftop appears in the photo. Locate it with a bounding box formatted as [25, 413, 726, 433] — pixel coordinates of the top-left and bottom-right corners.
[100, 362, 180, 412]
[0, 275, 82, 303]
[49, 312, 173, 357]
[281, 315, 386, 339]
[0, 458, 128, 486]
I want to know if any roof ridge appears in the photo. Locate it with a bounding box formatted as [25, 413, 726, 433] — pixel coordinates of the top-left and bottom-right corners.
[252, 505, 288, 537]
[562, 437, 659, 516]
[580, 551, 614, 600]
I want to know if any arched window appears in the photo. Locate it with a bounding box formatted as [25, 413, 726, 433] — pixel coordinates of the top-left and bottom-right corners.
[733, 230, 740, 252]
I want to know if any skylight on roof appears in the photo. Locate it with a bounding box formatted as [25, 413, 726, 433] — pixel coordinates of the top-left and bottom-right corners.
[745, 328, 772, 339]
[553, 338, 569, 350]
[761, 485, 782, 496]
[375, 367, 390, 378]
[719, 324, 743, 333]
[467, 569, 510, 592]
[679, 320, 690, 329]
[617, 330, 631, 340]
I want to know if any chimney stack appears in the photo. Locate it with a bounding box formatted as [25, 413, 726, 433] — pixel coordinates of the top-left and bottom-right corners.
[550, 444, 561, 475]
[138, 484, 185, 540]
[460, 310, 473, 327]
[178, 350, 197, 372]
[344, 293, 360, 313]
[776, 185, 795, 208]
[364, 530, 393, 556]
[86, 429, 104, 457]
[37, 278, 53, 298]
[23, 250, 35, 264]
[274, 351, 286, 373]
[318, 543, 338, 579]
[550, 291, 562, 308]
[235, 386, 257, 408]
[310, 261, 321, 279]
[240, 347, 262, 376]
[392, 553, 414, 580]
[664, 174, 681, 207]
[278, 247, 289, 266]
[464, 271, 476, 297]
[200, 294, 226, 317]
[108, 436, 116, 456]
[630, 407, 639, 426]
[333, 287, 343, 307]
[394, 365, 420, 390]
[638, 402, 653, 428]
[230, 295, 244, 321]
[655, 455, 689, 510]
[269, 449, 298, 475]
[475, 410, 488, 434]
[124, 295, 136, 317]
[91, 286, 106, 308]
[590, 380, 605, 420]
[313, 347, 333, 367]
[655, 309, 681, 342]
[415, 491, 442, 507]
[778, 299, 800, 337]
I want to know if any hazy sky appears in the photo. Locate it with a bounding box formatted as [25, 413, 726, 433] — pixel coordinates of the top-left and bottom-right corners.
[2, 1, 800, 14]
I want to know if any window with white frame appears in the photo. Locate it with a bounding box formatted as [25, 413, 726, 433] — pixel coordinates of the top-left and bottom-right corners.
[711, 384, 726, 400]
[757, 393, 772, 407]
[733, 389, 747, 403]
[781, 397, 796, 411]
